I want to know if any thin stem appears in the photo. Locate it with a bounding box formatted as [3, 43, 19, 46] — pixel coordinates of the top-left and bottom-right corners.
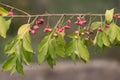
[87, 16, 92, 30]
[30, 16, 39, 25]
[100, 16, 103, 26]
[46, 16, 50, 27]
[0, 2, 31, 16]
[27, 17, 31, 24]
[47, 15, 65, 40]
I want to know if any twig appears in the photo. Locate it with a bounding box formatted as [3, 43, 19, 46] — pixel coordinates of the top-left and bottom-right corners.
[0, 2, 31, 17]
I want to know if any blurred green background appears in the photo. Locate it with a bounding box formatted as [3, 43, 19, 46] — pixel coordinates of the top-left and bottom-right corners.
[0, 0, 120, 63]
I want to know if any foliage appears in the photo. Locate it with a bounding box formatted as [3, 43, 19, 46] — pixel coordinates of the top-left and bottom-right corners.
[0, 6, 120, 75]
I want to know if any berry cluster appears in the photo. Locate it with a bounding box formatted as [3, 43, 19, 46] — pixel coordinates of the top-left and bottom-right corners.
[113, 14, 120, 19]
[29, 18, 45, 34]
[75, 16, 87, 26]
[29, 16, 111, 40]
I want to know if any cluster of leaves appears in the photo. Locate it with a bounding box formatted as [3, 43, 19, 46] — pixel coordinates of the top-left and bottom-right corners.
[0, 7, 120, 75]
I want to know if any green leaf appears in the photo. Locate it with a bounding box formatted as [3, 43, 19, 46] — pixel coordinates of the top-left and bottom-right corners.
[116, 27, 120, 41]
[96, 32, 104, 48]
[23, 32, 33, 53]
[68, 33, 76, 39]
[77, 39, 89, 61]
[0, 7, 8, 16]
[16, 59, 24, 75]
[4, 37, 20, 54]
[15, 41, 22, 62]
[90, 22, 103, 30]
[106, 22, 117, 43]
[10, 66, 16, 76]
[22, 50, 32, 65]
[0, 17, 11, 38]
[48, 39, 56, 59]
[55, 34, 65, 57]
[65, 39, 76, 56]
[105, 9, 114, 23]
[2, 55, 16, 71]
[102, 32, 110, 47]
[17, 24, 30, 39]
[38, 36, 49, 49]
[38, 42, 48, 64]
[47, 55, 56, 68]
[71, 53, 77, 62]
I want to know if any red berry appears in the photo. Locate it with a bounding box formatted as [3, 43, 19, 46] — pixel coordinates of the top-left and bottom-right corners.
[43, 28, 52, 32]
[89, 29, 94, 34]
[30, 30, 36, 34]
[81, 32, 85, 35]
[77, 16, 81, 20]
[84, 36, 89, 41]
[78, 21, 84, 26]
[35, 20, 40, 25]
[67, 19, 71, 23]
[83, 27, 87, 30]
[33, 25, 39, 30]
[56, 27, 64, 32]
[64, 25, 71, 29]
[75, 30, 79, 34]
[39, 18, 45, 25]
[53, 33, 58, 37]
[43, 28, 48, 32]
[82, 20, 87, 24]
[106, 24, 110, 28]
[97, 27, 103, 32]
[8, 11, 14, 16]
[48, 28, 52, 32]
[75, 21, 80, 25]
[117, 15, 120, 19]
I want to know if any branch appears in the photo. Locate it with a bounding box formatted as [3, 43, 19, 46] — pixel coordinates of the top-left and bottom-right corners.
[0, 2, 30, 17]
[3, 14, 106, 18]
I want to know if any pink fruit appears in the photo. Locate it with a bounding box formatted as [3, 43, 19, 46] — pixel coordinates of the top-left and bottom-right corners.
[8, 11, 14, 16]
[48, 28, 52, 32]
[43, 28, 48, 32]
[84, 36, 89, 41]
[43, 28, 52, 32]
[77, 16, 81, 20]
[79, 21, 84, 26]
[82, 20, 87, 24]
[81, 32, 85, 35]
[89, 29, 94, 34]
[105, 24, 110, 28]
[56, 27, 64, 32]
[39, 18, 44, 24]
[117, 15, 120, 19]
[30, 30, 36, 34]
[83, 27, 87, 30]
[97, 27, 103, 32]
[33, 25, 39, 30]
[64, 25, 71, 29]
[75, 30, 79, 34]
[53, 33, 58, 37]
[75, 21, 80, 25]
[35, 20, 40, 25]
[67, 19, 71, 23]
